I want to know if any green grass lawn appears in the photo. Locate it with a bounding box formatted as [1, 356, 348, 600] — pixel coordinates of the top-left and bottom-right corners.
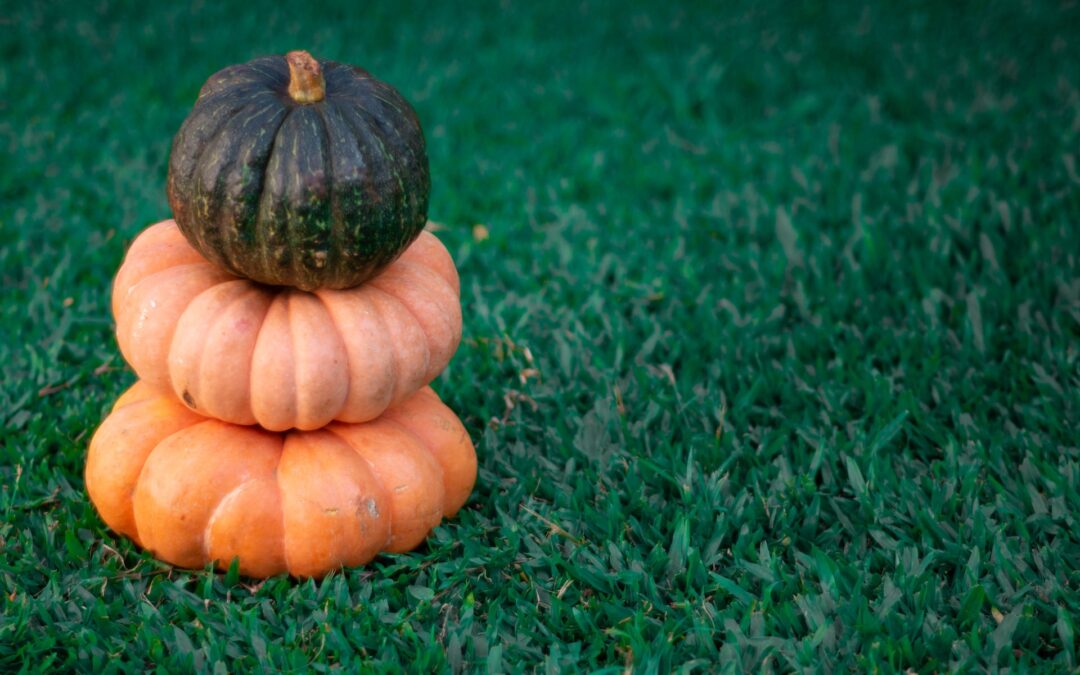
[2, 0, 1079, 670]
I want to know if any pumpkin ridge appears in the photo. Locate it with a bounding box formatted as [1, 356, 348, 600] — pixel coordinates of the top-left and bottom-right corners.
[240, 287, 275, 424]
[312, 102, 344, 288]
[202, 477, 260, 560]
[361, 91, 426, 191]
[285, 292, 349, 430]
[213, 101, 290, 274]
[338, 88, 424, 184]
[345, 102, 410, 257]
[321, 97, 383, 286]
[168, 280, 247, 413]
[260, 114, 301, 283]
[318, 291, 355, 420]
[369, 92, 411, 121]
[357, 101, 418, 259]
[332, 99, 405, 274]
[130, 418, 217, 544]
[284, 292, 304, 426]
[93, 396, 181, 503]
[257, 106, 334, 289]
[380, 415, 448, 483]
[321, 60, 361, 89]
[113, 255, 212, 321]
[197, 57, 281, 99]
[182, 100, 261, 257]
[397, 231, 459, 291]
[292, 107, 333, 288]
[313, 290, 396, 422]
[239, 57, 289, 90]
[169, 93, 252, 193]
[322, 425, 392, 535]
[171, 90, 260, 192]
[277, 431, 392, 575]
[381, 392, 476, 517]
[118, 261, 231, 338]
[254, 107, 295, 281]
[195, 283, 273, 422]
[133, 420, 282, 568]
[368, 263, 461, 380]
[194, 98, 284, 272]
[366, 285, 432, 399]
[191, 82, 272, 113]
[367, 268, 447, 366]
[326, 420, 446, 552]
[345, 92, 416, 177]
[121, 263, 235, 386]
[249, 293, 299, 430]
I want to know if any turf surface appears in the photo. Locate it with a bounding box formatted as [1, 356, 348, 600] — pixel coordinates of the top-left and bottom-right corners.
[2, 0, 1079, 671]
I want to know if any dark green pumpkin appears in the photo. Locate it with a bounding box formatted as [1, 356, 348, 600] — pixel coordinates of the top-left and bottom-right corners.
[166, 51, 429, 290]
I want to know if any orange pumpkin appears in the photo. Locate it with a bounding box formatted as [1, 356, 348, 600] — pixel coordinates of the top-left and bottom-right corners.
[85, 381, 477, 578]
[112, 220, 462, 431]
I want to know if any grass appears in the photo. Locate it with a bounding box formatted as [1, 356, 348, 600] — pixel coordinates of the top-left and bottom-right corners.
[2, 0, 1078, 670]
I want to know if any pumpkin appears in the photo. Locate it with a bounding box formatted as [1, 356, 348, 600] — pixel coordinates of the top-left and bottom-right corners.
[113, 220, 461, 431]
[166, 50, 429, 291]
[85, 381, 476, 578]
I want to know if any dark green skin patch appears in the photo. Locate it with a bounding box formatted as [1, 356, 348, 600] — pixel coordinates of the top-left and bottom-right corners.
[167, 55, 429, 291]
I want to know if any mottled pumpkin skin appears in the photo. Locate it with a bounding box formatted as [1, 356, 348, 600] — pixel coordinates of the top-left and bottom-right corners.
[167, 54, 429, 290]
[113, 220, 461, 431]
[86, 382, 477, 579]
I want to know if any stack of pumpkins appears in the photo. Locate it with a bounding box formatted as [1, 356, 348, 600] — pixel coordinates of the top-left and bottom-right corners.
[86, 51, 476, 579]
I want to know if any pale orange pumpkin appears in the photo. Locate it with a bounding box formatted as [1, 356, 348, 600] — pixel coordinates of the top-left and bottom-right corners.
[112, 220, 461, 431]
[85, 381, 477, 578]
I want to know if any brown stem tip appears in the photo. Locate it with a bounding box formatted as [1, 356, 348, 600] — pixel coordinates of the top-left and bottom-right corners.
[286, 50, 325, 104]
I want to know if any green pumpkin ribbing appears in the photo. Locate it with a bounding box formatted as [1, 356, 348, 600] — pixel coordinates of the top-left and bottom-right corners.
[195, 98, 284, 271]
[333, 100, 403, 274]
[325, 61, 429, 273]
[217, 102, 288, 259]
[314, 99, 367, 286]
[168, 54, 429, 291]
[254, 106, 327, 289]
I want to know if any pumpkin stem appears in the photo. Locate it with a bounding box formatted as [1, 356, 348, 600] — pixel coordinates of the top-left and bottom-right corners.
[286, 50, 325, 103]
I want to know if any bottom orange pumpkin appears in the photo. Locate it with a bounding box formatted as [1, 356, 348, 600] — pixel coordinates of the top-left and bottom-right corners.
[85, 382, 477, 578]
